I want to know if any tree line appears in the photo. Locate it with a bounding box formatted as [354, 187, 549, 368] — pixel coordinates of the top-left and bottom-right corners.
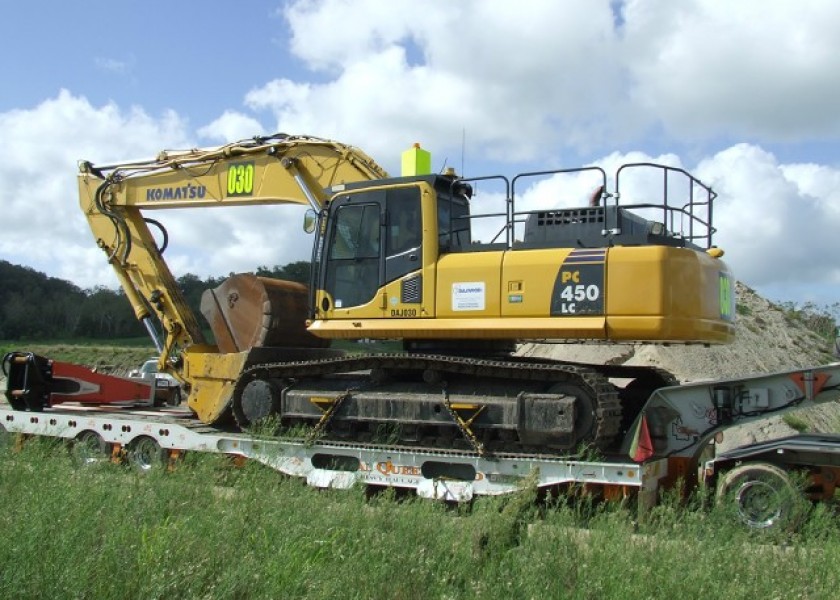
[0, 260, 311, 341]
[2, 258, 836, 343]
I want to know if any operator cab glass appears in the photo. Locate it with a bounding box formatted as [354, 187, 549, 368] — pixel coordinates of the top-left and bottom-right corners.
[318, 175, 472, 312]
[437, 189, 471, 252]
[321, 185, 424, 309]
[326, 202, 381, 308]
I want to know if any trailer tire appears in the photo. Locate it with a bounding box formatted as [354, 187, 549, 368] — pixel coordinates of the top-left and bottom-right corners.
[71, 430, 110, 466]
[716, 462, 808, 532]
[127, 436, 168, 472]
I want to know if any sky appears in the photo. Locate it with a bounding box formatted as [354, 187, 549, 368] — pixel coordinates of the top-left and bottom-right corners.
[1, 0, 839, 310]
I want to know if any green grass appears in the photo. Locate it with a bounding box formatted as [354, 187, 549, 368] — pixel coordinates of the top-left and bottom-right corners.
[783, 412, 810, 433]
[2, 442, 840, 599]
[736, 302, 752, 316]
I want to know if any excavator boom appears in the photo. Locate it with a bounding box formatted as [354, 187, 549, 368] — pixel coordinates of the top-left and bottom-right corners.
[77, 134, 388, 354]
[81, 133, 387, 209]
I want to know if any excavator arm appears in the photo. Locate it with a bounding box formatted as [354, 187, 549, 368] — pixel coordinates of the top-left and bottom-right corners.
[77, 134, 387, 408]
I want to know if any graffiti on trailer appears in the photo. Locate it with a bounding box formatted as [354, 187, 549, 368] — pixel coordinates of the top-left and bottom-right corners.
[358, 460, 486, 483]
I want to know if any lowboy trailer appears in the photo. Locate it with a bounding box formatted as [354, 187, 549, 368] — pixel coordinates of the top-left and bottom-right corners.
[2, 354, 840, 531]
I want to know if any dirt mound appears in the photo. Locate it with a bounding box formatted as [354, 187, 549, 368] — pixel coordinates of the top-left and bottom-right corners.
[517, 282, 840, 450]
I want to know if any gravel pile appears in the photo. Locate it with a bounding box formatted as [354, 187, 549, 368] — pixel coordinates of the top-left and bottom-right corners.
[517, 282, 840, 450]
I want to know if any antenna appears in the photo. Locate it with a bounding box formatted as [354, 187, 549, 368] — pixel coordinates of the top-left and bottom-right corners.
[461, 128, 466, 176]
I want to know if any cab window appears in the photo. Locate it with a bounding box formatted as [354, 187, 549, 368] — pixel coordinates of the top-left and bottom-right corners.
[330, 204, 380, 260]
[325, 203, 381, 308]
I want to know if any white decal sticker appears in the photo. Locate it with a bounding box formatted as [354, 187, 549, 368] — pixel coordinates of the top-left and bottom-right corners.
[452, 282, 485, 311]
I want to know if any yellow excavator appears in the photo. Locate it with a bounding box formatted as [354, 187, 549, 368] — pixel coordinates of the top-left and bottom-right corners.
[77, 134, 734, 455]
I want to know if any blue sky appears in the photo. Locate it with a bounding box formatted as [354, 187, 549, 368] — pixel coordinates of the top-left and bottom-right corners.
[1, 0, 840, 312]
[0, 2, 295, 128]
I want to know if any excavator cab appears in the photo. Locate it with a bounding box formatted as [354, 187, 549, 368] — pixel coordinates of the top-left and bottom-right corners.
[307, 164, 734, 347]
[314, 176, 438, 317]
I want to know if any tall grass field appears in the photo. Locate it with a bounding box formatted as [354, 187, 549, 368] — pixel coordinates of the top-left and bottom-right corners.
[1, 439, 839, 599]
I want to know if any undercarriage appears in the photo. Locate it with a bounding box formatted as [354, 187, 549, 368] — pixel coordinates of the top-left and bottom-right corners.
[231, 352, 676, 456]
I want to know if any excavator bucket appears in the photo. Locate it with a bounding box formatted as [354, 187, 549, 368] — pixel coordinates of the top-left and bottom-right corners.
[200, 273, 329, 353]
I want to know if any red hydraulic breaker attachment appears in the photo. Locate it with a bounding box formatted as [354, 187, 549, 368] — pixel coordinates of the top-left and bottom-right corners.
[2, 351, 156, 411]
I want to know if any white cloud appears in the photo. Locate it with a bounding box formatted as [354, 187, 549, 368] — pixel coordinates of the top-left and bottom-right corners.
[0, 90, 325, 291]
[283, 0, 421, 72]
[697, 144, 840, 291]
[156, 205, 314, 277]
[197, 110, 267, 143]
[622, 0, 840, 140]
[253, 0, 840, 161]
[486, 145, 840, 304]
[94, 56, 133, 76]
[252, 0, 622, 164]
[0, 92, 341, 292]
[0, 90, 191, 288]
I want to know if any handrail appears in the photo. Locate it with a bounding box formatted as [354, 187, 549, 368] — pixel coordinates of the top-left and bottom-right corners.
[616, 163, 717, 248]
[444, 163, 717, 251]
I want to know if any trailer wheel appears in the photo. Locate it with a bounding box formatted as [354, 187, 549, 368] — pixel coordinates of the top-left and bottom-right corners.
[71, 431, 110, 466]
[127, 436, 168, 472]
[716, 462, 808, 531]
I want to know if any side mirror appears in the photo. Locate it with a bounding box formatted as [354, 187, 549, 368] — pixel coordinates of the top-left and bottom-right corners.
[303, 209, 318, 234]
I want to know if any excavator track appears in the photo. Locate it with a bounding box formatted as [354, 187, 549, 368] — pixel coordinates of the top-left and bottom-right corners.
[232, 352, 623, 455]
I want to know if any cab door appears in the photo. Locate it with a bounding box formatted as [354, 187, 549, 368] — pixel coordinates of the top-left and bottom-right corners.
[322, 195, 384, 311]
[318, 185, 425, 320]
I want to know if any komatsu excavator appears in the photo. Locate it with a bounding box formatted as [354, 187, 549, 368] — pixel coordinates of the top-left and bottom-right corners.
[75, 134, 734, 456]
